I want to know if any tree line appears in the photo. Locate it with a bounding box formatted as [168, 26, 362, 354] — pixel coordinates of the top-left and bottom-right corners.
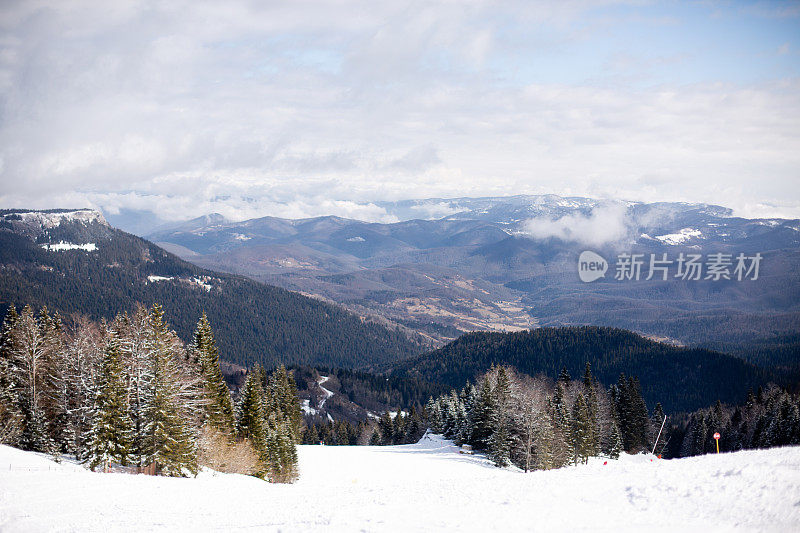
[0, 303, 300, 482]
[425, 364, 665, 470]
[664, 384, 800, 458]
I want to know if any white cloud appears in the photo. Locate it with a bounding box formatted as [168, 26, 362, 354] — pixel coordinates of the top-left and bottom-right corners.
[523, 203, 631, 247]
[0, 1, 799, 220]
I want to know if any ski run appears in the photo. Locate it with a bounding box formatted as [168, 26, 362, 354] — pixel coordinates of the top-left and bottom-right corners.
[2, 435, 799, 532]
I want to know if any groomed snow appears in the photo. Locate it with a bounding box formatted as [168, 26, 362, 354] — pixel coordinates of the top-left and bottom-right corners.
[1, 437, 799, 532]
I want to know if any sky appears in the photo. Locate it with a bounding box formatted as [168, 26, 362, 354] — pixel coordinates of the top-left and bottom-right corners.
[1, 0, 799, 224]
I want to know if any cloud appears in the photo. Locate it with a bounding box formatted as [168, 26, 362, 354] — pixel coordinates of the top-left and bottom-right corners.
[0, 1, 799, 220]
[523, 204, 631, 247]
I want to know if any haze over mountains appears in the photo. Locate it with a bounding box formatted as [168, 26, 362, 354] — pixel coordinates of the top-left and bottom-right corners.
[143, 195, 800, 353]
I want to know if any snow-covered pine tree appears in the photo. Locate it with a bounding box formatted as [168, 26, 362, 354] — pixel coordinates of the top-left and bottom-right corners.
[236, 366, 268, 477]
[113, 307, 153, 466]
[487, 367, 514, 467]
[190, 313, 235, 434]
[87, 335, 133, 471]
[139, 305, 200, 477]
[264, 365, 301, 444]
[61, 318, 103, 460]
[571, 393, 593, 465]
[264, 411, 299, 483]
[606, 422, 623, 459]
[470, 376, 496, 449]
[458, 382, 477, 445]
[37, 308, 68, 452]
[0, 305, 22, 445]
[10, 306, 56, 453]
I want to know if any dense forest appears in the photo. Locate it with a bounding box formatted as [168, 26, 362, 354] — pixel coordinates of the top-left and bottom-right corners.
[0, 214, 427, 370]
[393, 327, 772, 412]
[0, 303, 301, 482]
[426, 365, 656, 470]
[664, 385, 800, 459]
[293, 365, 449, 413]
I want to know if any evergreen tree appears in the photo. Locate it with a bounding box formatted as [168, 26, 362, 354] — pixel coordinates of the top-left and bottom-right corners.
[626, 376, 650, 452]
[606, 423, 623, 459]
[236, 366, 268, 477]
[571, 393, 593, 465]
[582, 362, 600, 456]
[87, 336, 133, 471]
[0, 305, 22, 445]
[487, 367, 514, 467]
[11, 306, 56, 453]
[140, 305, 199, 477]
[378, 411, 394, 444]
[470, 376, 496, 449]
[190, 313, 235, 434]
[264, 412, 299, 483]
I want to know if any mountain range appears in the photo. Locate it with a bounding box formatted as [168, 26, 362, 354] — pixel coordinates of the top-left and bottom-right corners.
[142, 195, 800, 359]
[0, 208, 428, 371]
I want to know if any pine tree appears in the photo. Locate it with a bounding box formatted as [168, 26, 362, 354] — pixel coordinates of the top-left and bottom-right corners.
[11, 306, 56, 453]
[190, 314, 235, 434]
[236, 366, 268, 477]
[488, 367, 514, 467]
[0, 305, 22, 445]
[470, 376, 496, 449]
[582, 362, 600, 456]
[571, 393, 592, 465]
[38, 308, 68, 451]
[87, 336, 133, 471]
[264, 412, 299, 483]
[61, 318, 103, 460]
[378, 411, 394, 444]
[607, 423, 623, 459]
[140, 305, 199, 477]
[626, 376, 650, 452]
[550, 384, 573, 467]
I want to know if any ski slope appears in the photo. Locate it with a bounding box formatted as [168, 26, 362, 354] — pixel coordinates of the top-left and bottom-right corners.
[1, 436, 799, 532]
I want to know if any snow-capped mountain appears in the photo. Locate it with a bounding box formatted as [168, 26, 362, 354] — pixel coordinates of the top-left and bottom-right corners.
[144, 196, 800, 356]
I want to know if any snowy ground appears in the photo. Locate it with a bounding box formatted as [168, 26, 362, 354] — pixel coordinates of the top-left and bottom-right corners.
[2, 436, 799, 532]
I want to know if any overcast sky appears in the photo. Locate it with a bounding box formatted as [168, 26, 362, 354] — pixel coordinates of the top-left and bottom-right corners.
[1, 0, 799, 222]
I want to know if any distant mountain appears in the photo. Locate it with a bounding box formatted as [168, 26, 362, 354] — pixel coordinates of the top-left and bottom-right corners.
[0, 209, 429, 370]
[144, 195, 800, 362]
[391, 326, 772, 413]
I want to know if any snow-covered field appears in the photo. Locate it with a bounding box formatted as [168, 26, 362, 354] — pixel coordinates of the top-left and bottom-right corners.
[2, 436, 799, 532]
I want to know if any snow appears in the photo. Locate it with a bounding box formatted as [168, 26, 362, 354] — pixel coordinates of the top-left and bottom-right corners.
[317, 376, 333, 409]
[655, 228, 702, 245]
[2, 440, 799, 532]
[40, 241, 97, 252]
[18, 209, 106, 229]
[232, 233, 251, 241]
[147, 275, 174, 282]
[190, 277, 212, 292]
[300, 399, 319, 416]
[346, 236, 366, 242]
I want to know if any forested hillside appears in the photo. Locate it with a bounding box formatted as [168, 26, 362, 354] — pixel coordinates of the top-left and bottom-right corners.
[392, 326, 772, 412]
[0, 210, 427, 370]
